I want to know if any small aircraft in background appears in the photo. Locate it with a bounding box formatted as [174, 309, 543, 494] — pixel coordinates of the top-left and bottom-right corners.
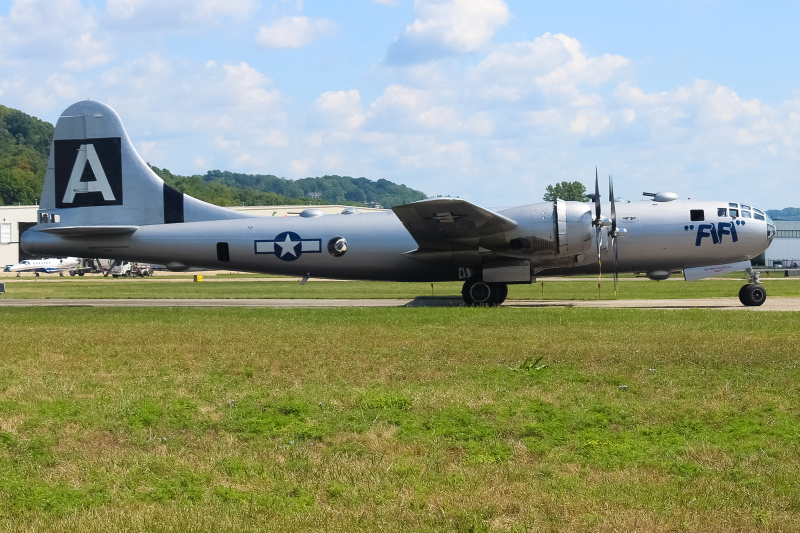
[21, 101, 775, 306]
[7, 257, 81, 276]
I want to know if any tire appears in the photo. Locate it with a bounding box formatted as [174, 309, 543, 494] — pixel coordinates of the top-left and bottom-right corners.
[70, 271, 76, 276]
[461, 278, 508, 307]
[78, 271, 85, 276]
[739, 283, 767, 307]
[112, 275, 119, 278]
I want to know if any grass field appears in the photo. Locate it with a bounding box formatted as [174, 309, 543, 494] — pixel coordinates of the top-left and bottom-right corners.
[1, 306, 799, 532]
[2, 275, 800, 301]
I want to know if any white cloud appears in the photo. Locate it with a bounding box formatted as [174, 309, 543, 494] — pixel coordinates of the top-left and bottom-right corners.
[106, 0, 258, 27]
[386, 0, 510, 64]
[256, 16, 338, 49]
[474, 33, 629, 104]
[312, 90, 365, 129]
[0, 0, 112, 72]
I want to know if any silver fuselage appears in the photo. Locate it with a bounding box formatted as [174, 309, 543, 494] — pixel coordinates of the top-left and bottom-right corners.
[22, 199, 771, 281]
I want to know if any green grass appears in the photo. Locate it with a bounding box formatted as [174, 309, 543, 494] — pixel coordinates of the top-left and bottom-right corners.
[2, 276, 800, 300]
[0, 307, 798, 531]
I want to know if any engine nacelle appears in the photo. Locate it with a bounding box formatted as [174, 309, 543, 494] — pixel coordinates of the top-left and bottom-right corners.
[555, 199, 593, 257]
[498, 200, 593, 262]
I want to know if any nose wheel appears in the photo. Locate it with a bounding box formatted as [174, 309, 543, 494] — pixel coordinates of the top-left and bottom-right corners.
[461, 278, 508, 307]
[739, 267, 766, 307]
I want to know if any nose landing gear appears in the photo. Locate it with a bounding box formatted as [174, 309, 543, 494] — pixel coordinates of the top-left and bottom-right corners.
[739, 267, 766, 307]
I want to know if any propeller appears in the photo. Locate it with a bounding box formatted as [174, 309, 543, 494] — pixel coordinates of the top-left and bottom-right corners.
[590, 169, 610, 277]
[591, 169, 602, 264]
[607, 175, 627, 295]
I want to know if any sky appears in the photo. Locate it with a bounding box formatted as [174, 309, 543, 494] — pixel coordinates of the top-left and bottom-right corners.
[1, 0, 799, 209]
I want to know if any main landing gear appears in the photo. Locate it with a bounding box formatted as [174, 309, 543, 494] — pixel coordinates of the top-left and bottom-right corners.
[461, 277, 508, 307]
[739, 267, 766, 307]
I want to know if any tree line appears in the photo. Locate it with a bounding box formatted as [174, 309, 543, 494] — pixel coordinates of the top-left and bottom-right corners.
[0, 104, 53, 205]
[0, 104, 427, 208]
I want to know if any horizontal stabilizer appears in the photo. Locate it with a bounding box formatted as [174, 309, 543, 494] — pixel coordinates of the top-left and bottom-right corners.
[40, 225, 139, 237]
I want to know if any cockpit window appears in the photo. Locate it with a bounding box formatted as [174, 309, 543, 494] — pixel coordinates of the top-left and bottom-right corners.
[741, 204, 750, 210]
[729, 202, 738, 208]
[718, 208, 727, 217]
[741, 210, 752, 218]
[729, 208, 739, 217]
[754, 213, 765, 221]
[754, 208, 764, 215]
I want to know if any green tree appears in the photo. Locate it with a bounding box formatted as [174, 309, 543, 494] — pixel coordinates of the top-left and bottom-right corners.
[543, 181, 588, 202]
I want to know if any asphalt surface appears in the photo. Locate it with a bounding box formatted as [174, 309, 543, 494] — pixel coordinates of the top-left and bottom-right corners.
[1, 297, 799, 310]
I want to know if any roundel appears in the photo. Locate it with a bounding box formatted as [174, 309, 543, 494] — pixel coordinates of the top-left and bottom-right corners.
[273, 231, 303, 261]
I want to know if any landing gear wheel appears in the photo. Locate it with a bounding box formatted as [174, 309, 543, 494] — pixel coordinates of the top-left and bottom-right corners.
[461, 278, 508, 307]
[739, 283, 766, 307]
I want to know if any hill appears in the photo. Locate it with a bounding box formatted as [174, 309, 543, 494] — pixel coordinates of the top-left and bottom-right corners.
[0, 104, 427, 208]
[766, 207, 800, 221]
[0, 104, 54, 206]
[201, 170, 426, 208]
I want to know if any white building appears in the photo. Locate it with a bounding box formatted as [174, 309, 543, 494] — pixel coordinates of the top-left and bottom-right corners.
[763, 220, 800, 268]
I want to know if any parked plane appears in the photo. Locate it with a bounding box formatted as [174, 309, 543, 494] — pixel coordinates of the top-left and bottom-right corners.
[8, 257, 80, 276]
[21, 101, 775, 305]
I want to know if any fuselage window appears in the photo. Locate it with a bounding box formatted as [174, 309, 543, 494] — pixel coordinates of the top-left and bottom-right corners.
[718, 208, 727, 217]
[690, 209, 704, 221]
[730, 208, 739, 217]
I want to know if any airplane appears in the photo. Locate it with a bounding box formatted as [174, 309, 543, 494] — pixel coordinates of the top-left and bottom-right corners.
[21, 100, 775, 306]
[8, 257, 81, 276]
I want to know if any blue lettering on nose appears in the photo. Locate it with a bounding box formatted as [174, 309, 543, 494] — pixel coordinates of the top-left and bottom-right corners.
[716, 222, 739, 243]
[695, 224, 719, 246]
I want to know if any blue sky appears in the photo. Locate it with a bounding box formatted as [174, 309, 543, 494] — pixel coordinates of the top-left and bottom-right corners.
[1, 0, 799, 209]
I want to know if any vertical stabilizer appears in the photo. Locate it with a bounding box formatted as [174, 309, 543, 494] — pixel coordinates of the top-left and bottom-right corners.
[39, 100, 250, 227]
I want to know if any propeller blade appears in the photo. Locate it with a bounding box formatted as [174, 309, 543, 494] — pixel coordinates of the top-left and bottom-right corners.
[593, 168, 602, 268]
[609, 175, 616, 236]
[594, 168, 601, 222]
[612, 234, 619, 295]
[609, 174, 618, 294]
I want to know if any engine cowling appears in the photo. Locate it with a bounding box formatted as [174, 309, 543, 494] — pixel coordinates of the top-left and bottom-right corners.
[555, 199, 593, 257]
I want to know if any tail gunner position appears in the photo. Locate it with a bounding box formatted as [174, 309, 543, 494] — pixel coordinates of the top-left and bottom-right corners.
[22, 101, 774, 306]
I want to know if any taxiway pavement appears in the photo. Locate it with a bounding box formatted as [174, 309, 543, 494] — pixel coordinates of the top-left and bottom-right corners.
[1, 297, 799, 310]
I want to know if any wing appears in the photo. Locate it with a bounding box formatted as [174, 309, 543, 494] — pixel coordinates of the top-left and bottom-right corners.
[392, 198, 517, 253]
